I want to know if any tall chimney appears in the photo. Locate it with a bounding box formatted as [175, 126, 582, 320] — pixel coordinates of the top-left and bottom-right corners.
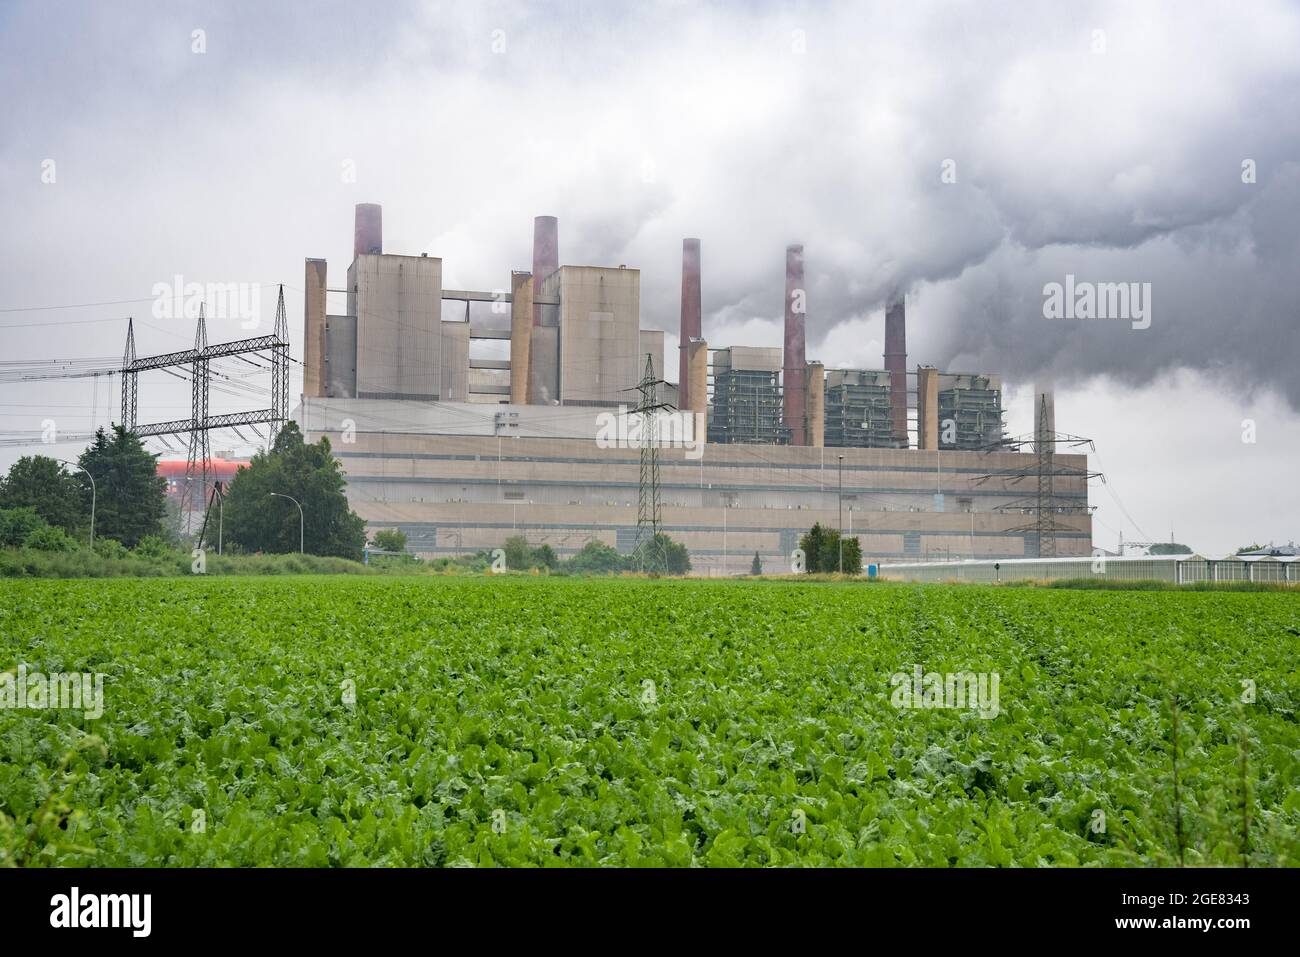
[678, 239, 702, 408]
[783, 244, 807, 446]
[353, 203, 382, 258]
[884, 296, 907, 447]
[532, 215, 558, 326]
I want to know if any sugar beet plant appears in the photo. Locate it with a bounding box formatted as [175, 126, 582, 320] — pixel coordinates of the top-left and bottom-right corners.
[1, 577, 1297, 866]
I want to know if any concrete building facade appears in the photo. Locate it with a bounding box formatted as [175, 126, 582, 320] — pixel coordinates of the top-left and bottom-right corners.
[300, 396, 1093, 573]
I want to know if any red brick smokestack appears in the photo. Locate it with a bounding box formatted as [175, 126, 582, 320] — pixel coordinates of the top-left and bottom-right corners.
[532, 215, 558, 326]
[678, 238, 701, 408]
[884, 296, 908, 447]
[353, 203, 382, 258]
[783, 244, 807, 446]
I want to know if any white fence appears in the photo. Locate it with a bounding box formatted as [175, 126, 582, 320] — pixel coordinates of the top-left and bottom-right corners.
[877, 555, 1299, 584]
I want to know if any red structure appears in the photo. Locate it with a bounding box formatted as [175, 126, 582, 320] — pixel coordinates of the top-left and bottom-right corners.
[782, 244, 807, 446]
[678, 238, 702, 408]
[353, 203, 382, 258]
[157, 458, 247, 504]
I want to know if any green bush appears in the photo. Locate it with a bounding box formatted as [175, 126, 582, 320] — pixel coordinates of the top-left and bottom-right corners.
[132, 535, 174, 560]
[22, 525, 78, 552]
[92, 538, 131, 560]
[0, 507, 49, 548]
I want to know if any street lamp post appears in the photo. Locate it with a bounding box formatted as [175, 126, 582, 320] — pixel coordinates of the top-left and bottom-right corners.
[57, 459, 95, 547]
[214, 481, 224, 555]
[838, 455, 845, 574]
[268, 492, 304, 554]
[722, 501, 727, 577]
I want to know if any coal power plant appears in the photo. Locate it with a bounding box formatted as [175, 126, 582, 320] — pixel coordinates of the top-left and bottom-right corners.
[298, 204, 1092, 573]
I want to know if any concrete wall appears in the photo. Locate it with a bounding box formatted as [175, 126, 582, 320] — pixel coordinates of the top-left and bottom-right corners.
[324, 315, 356, 398]
[510, 271, 532, 403]
[529, 325, 559, 405]
[639, 328, 665, 384]
[440, 320, 469, 402]
[805, 361, 825, 447]
[349, 254, 443, 400]
[556, 265, 640, 406]
[303, 259, 327, 398]
[686, 340, 708, 415]
[300, 396, 1093, 573]
[917, 366, 939, 451]
[716, 345, 782, 374]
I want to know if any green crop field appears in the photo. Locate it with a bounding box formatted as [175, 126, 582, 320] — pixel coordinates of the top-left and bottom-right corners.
[2, 576, 1297, 867]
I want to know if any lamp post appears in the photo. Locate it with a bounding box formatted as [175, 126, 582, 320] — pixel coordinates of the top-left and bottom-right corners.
[268, 492, 304, 553]
[838, 455, 845, 574]
[213, 480, 224, 555]
[57, 459, 95, 547]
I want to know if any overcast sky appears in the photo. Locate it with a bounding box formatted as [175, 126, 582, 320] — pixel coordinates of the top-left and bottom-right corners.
[1, 0, 1296, 555]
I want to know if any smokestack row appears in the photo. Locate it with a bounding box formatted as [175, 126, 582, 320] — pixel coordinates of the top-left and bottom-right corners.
[884, 297, 907, 447]
[532, 216, 558, 326]
[782, 244, 807, 446]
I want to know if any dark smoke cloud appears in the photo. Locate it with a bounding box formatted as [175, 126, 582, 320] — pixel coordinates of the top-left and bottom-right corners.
[1, 0, 1298, 416]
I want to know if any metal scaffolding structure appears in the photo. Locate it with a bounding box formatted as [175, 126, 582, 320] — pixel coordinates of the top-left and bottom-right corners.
[936, 377, 1005, 450]
[708, 369, 787, 445]
[120, 285, 291, 534]
[824, 371, 897, 448]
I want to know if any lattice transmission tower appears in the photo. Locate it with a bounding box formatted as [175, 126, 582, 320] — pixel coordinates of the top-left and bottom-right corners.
[626, 354, 675, 573]
[120, 284, 293, 541]
[973, 392, 1103, 558]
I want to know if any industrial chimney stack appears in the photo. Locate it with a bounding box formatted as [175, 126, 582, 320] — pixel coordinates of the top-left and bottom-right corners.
[884, 296, 907, 447]
[532, 215, 559, 326]
[783, 244, 807, 446]
[353, 203, 383, 259]
[679, 239, 702, 409]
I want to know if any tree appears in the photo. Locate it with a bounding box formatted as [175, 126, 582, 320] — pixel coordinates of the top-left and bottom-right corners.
[750, 551, 763, 576]
[1234, 542, 1267, 555]
[78, 426, 167, 548]
[0, 456, 86, 535]
[222, 422, 366, 560]
[797, 523, 862, 574]
[649, 533, 691, 575]
[566, 540, 628, 575]
[839, 535, 863, 575]
[494, 535, 556, 571]
[371, 528, 407, 553]
[1150, 542, 1192, 555]
[0, 507, 50, 548]
[503, 534, 535, 571]
[798, 523, 832, 573]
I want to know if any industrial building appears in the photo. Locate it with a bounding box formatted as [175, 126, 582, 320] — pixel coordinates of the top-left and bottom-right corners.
[298, 205, 1093, 572]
